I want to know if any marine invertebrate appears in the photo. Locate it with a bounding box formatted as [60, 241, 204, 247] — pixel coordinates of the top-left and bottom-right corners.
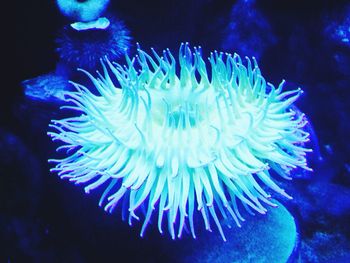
[56, 16, 131, 70]
[48, 43, 312, 240]
[56, 0, 110, 22]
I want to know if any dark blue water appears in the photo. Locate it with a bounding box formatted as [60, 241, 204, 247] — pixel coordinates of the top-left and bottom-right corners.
[6, 0, 350, 262]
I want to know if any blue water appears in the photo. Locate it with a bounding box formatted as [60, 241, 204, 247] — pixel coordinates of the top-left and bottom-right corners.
[7, 0, 350, 262]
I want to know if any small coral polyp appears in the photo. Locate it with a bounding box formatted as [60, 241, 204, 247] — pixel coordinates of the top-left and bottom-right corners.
[49, 43, 312, 241]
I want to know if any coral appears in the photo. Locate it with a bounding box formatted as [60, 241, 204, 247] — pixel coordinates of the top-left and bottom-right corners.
[48, 43, 312, 240]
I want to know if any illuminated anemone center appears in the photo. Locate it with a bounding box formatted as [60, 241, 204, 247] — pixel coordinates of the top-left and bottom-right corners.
[49, 43, 312, 241]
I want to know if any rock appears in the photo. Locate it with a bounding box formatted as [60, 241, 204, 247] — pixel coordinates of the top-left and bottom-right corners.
[22, 72, 71, 104]
[301, 232, 350, 263]
[221, 0, 276, 59]
[161, 201, 298, 263]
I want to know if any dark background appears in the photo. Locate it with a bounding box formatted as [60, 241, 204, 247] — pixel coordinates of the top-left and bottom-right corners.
[6, 0, 350, 262]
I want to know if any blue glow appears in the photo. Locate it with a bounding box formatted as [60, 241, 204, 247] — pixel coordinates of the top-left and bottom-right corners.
[22, 73, 70, 103]
[222, 0, 276, 59]
[180, 201, 297, 262]
[71, 17, 110, 31]
[49, 43, 312, 240]
[56, 16, 131, 70]
[56, 0, 110, 22]
[324, 6, 350, 47]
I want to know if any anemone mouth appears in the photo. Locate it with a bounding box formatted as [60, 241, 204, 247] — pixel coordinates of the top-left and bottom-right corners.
[144, 88, 208, 128]
[48, 43, 312, 241]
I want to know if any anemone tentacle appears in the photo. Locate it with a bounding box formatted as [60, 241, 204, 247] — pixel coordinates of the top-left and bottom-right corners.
[49, 43, 312, 241]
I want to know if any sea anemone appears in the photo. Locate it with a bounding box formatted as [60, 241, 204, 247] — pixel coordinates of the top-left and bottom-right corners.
[56, 16, 131, 70]
[48, 43, 312, 241]
[56, 0, 110, 22]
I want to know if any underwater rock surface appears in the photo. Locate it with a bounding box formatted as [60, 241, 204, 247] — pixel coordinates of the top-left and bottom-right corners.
[22, 72, 71, 103]
[166, 201, 297, 263]
[221, 0, 276, 59]
[323, 5, 350, 47]
[279, 180, 350, 262]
